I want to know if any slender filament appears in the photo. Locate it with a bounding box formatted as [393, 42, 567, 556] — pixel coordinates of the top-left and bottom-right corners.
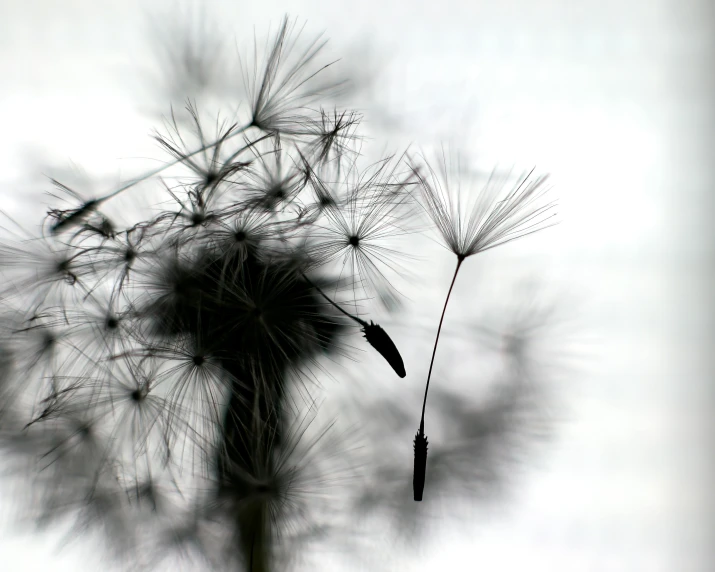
[419, 256, 464, 430]
[300, 273, 366, 327]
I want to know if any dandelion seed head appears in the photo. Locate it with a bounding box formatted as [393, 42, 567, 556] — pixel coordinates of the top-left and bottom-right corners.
[41, 330, 56, 351]
[412, 148, 557, 260]
[241, 16, 345, 136]
[78, 422, 91, 439]
[56, 257, 71, 274]
[204, 171, 219, 186]
[190, 212, 206, 226]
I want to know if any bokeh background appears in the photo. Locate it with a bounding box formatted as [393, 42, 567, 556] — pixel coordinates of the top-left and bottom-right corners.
[0, 0, 713, 570]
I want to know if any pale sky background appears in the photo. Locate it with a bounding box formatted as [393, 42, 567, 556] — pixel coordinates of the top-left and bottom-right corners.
[0, 0, 713, 570]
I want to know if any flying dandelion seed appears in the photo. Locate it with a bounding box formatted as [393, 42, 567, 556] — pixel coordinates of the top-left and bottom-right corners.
[408, 147, 557, 500]
[240, 15, 346, 136]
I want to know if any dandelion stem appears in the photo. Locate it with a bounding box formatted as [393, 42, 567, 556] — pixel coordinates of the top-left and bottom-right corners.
[300, 273, 366, 327]
[95, 123, 254, 204]
[419, 256, 464, 428]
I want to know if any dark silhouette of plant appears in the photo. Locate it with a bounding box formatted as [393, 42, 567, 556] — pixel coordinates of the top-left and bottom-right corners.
[408, 148, 557, 500]
[0, 14, 563, 572]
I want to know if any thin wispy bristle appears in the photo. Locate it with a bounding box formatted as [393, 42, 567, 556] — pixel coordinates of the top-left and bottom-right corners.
[411, 148, 558, 259]
[240, 15, 346, 136]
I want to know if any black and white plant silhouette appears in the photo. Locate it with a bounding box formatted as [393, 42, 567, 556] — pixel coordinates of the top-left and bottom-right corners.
[0, 14, 564, 572]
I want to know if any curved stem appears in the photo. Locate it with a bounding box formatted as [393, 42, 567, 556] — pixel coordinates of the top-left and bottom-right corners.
[419, 256, 464, 430]
[300, 273, 366, 327]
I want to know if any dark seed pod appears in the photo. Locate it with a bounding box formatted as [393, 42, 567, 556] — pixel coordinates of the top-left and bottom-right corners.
[361, 320, 406, 378]
[413, 425, 428, 501]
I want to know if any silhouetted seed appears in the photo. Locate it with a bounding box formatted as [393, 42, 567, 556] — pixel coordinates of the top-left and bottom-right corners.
[413, 425, 428, 501]
[301, 273, 406, 377]
[192, 355, 205, 366]
[130, 389, 142, 402]
[235, 230, 247, 242]
[50, 200, 100, 234]
[361, 321, 406, 378]
[347, 235, 359, 247]
[106, 317, 119, 329]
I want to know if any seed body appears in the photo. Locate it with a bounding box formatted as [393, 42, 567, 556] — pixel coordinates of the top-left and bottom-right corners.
[413, 427, 428, 501]
[361, 321, 406, 378]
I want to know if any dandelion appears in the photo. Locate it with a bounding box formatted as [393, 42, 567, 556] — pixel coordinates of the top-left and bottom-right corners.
[58, 291, 134, 363]
[304, 153, 419, 311]
[119, 333, 233, 476]
[0, 213, 93, 311]
[67, 355, 175, 473]
[0, 11, 567, 567]
[412, 149, 557, 259]
[409, 147, 557, 500]
[131, 243, 204, 336]
[202, 207, 280, 273]
[152, 102, 250, 196]
[301, 107, 362, 169]
[0, 306, 83, 420]
[292, 147, 356, 226]
[197, 250, 345, 393]
[239, 139, 308, 215]
[240, 15, 345, 136]
[82, 225, 154, 300]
